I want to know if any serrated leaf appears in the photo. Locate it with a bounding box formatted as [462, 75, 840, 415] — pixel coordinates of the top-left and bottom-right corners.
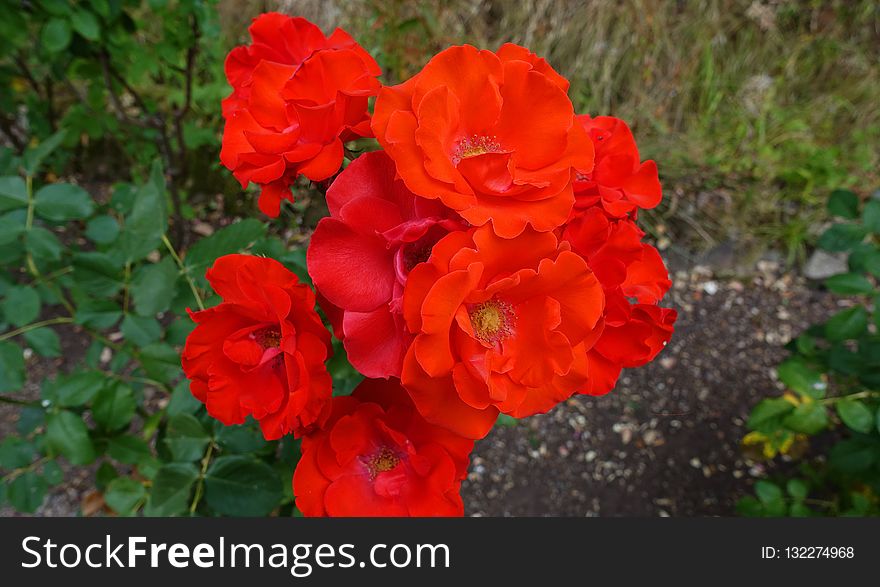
[70, 9, 100, 40]
[776, 358, 826, 399]
[783, 402, 828, 434]
[74, 297, 121, 329]
[825, 306, 868, 341]
[824, 273, 874, 295]
[34, 183, 94, 221]
[184, 219, 266, 286]
[46, 410, 95, 465]
[2, 285, 40, 327]
[54, 371, 105, 407]
[0, 340, 25, 392]
[143, 463, 198, 516]
[204, 456, 282, 516]
[85, 215, 120, 244]
[92, 381, 136, 431]
[0, 436, 35, 469]
[164, 413, 209, 462]
[818, 224, 867, 252]
[836, 400, 874, 433]
[118, 161, 167, 263]
[864, 199, 880, 233]
[25, 227, 63, 261]
[120, 314, 162, 346]
[131, 257, 177, 316]
[0, 176, 27, 212]
[8, 472, 47, 513]
[107, 435, 151, 465]
[827, 189, 859, 219]
[24, 327, 61, 357]
[104, 477, 145, 516]
[41, 18, 72, 53]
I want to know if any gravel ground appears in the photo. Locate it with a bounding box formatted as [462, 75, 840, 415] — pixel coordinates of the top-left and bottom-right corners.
[2, 259, 842, 517]
[461, 261, 842, 516]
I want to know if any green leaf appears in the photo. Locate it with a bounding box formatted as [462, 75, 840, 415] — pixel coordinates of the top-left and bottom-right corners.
[41, 18, 72, 53]
[25, 227, 63, 261]
[776, 358, 826, 399]
[107, 435, 151, 465]
[825, 306, 868, 341]
[754, 480, 783, 505]
[72, 251, 124, 297]
[824, 273, 874, 295]
[215, 421, 269, 455]
[0, 176, 27, 212]
[21, 130, 67, 177]
[0, 437, 35, 469]
[92, 381, 136, 431]
[0, 341, 25, 392]
[167, 380, 202, 418]
[205, 456, 282, 517]
[836, 400, 874, 433]
[748, 398, 795, 431]
[85, 215, 120, 244]
[736, 495, 763, 517]
[139, 342, 181, 383]
[0, 212, 25, 245]
[818, 224, 867, 252]
[786, 478, 808, 501]
[118, 161, 167, 263]
[54, 371, 105, 407]
[131, 257, 177, 316]
[864, 199, 880, 233]
[827, 189, 859, 219]
[42, 460, 63, 485]
[46, 410, 95, 465]
[829, 439, 876, 473]
[70, 9, 100, 40]
[164, 413, 210, 462]
[783, 402, 828, 434]
[74, 297, 121, 329]
[8, 472, 47, 513]
[104, 477, 145, 516]
[24, 327, 61, 357]
[789, 503, 812, 517]
[2, 285, 40, 327]
[120, 314, 162, 346]
[34, 183, 94, 221]
[184, 219, 266, 286]
[143, 463, 198, 516]
[165, 317, 195, 346]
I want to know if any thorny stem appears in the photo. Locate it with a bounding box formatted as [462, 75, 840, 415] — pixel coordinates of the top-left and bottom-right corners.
[1, 456, 50, 483]
[819, 390, 880, 405]
[163, 234, 204, 311]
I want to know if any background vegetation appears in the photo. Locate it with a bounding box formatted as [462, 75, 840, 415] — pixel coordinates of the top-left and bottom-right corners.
[0, 0, 877, 516]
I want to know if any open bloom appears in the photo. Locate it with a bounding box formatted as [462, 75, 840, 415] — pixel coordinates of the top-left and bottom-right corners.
[220, 12, 381, 216]
[563, 207, 676, 394]
[294, 378, 474, 517]
[401, 226, 605, 439]
[308, 151, 463, 378]
[373, 44, 592, 238]
[572, 115, 662, 218]
[182, 254, 332, 440]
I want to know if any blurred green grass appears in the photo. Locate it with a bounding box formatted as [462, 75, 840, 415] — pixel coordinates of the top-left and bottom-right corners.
[257, 0, 879, 262]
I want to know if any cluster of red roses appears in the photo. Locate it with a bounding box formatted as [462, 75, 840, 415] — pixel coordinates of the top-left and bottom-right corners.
[182, 13, 677, 517]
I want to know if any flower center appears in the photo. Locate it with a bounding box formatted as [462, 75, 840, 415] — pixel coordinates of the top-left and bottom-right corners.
[253, 327, 282, 349]
[469, 299, 515, 343]
[452, 134, 501, 165]
[365, 447, 400, 479]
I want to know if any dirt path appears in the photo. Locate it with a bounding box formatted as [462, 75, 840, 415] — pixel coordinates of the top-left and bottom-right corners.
[461, 263, 841, 516]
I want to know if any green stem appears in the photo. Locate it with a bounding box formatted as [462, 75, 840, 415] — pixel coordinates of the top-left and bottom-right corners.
[189, 441, 214, 514]
[820, 390, 880, 405]
[162, 234, 204, 311]
[1, 456, 49, 483]
[25, 175, 34, 230]
[0, 394, 41, 407]
[0, 316, 73, 342]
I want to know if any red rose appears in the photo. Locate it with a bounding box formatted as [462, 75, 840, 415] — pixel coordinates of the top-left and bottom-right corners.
[572, 115, 661, 218]
[294, 378, 474, 517]
[401, 225, 605, 439]
[220, 12, 381, 217]
[182, 254, 332, 440]
[563, 207, 676, 394]
[373, 44, 593, 238]
[308, 151, 464, 379]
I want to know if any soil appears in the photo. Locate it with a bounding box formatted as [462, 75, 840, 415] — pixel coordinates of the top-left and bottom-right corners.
[1, 256, 842, 517]
[461, 261, 841, 516]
